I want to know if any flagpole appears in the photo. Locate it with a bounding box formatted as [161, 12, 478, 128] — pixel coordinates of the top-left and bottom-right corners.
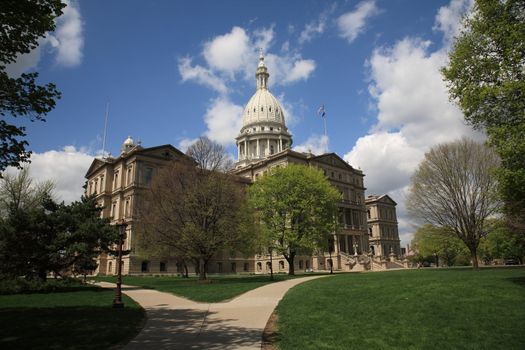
[323, 116, 327, 138]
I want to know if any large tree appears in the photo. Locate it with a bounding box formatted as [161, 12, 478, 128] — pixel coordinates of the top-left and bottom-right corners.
[248, 164, 340, 275]
[442, 0, 525, 221]
[406, 138, 500, 268]
[138, 162, 255, 280]
[0, 169, 118, 280]
[0, 0, 64, 173]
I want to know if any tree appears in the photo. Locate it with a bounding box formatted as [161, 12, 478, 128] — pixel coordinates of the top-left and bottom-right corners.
[0, 169, 118, 281]
[479, 218, 525, 264]
[186, 137, 233, 172]
[406, 138, 500, 268]
[411, 224, 469, 267]
[248, 164, 341, 275]
[0, 0, 64, 173]
[442, 0, 525, 220]
[138, 162, 255, 280]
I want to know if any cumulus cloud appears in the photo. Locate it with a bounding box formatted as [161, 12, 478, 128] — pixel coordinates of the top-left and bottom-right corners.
[203, 97, 243, 146]
[178, 57, 228, 94]
[180, 26, 316, 89]
[49, 0, 84, 66]
[299, 7, 333, 44]
[5, 0, 83, 76]
[11, 146, 93, 204]
[344, 0, 478, 245]
[433, 0, 473, 45]
[294, 134, 329, 155]
[337, 0, 380, 43]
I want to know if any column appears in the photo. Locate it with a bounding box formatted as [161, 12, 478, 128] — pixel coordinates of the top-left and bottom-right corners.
[245, 140, 248, 159]
[279, 138, 283, 152]
[267, 139, 270, 155]
[237, 142, 240, 160]
[256, 139, 260, 158]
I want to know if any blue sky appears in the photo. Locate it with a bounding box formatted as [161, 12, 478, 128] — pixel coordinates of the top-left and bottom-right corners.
[7, 0, 481, 245]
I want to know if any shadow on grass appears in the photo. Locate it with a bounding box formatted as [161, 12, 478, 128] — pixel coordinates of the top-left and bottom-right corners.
[507, 276, 525, 288]
[0, 305, 144, 350]
[126, 307, 261, 349]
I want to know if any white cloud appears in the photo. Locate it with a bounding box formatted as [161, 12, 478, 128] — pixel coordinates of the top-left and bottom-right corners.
[203, 97, 243, 146]
[4, 0, 83, 76]
[22, 146, 93, 204]
[178, 57, 228, 94]
[177, 137, 199, 152]
[344, 0, 480, 246]
[433, 0, 473, 45]
[265, 53, 316, 85]
[49, 0, 84, 67]
[337, 0, 380, 43]
[299, 10, 329, 44]
[294, 134, 329, 155]
[203, 26, 252, 78]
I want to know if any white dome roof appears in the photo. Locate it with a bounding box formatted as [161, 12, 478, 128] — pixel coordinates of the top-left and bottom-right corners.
[242, 89, 285, 128]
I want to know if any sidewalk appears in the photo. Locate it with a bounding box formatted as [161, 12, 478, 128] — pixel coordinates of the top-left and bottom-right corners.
[98, 275, 326, 349]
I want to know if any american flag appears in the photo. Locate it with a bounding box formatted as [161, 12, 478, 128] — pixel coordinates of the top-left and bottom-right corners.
[317, 104, 326, 118]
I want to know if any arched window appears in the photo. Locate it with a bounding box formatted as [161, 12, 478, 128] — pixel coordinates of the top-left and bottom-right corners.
[160, 261, 167, 272]
[108, 261, 113, 274]
[279, 261, 285, 270]
[244, 263, 249, 272]
[305, 260, 310, 269]
[266, 261, 272, 271]
[231, 262, 236, 273]
[257, 262, 262, 271]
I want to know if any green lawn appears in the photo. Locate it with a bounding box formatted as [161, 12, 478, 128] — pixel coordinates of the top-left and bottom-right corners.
[0, 284, 145, 350]
[96, 273, 315, 303]
[275, 267, 525, 350]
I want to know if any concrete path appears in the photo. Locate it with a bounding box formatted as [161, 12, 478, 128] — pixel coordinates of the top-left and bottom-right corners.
[98, 275, 327, 350]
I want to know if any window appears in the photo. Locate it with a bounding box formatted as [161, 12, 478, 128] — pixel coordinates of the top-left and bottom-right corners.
[244, 262, 249, 272]
[114, 171, 120, 190]
[160, 262, 167, 272]
[327, 259, 333, 268]
[299, 260, 303, 269]
[261, 126, 265, 131]
[338, 173, 342, 180]
[270, 145, 274, 154]
[266, 261, 272, 271]
[270, 127, 273, 131]
[217, 262, 222, 273]
[94, 180, 98, 194]
[144, 167, 153, 185]
[89, 181, 93, 194]
[124, 198, 130, 217]
[261, 106, 263, 111]
[369, 227, 373, 236]
[331, 171, 334, 178]
[279, 261, 285, 270]
[111, 202, 117, 218]
[141, 261, 149, 273]
[231, 262, 236, 273]
[108, 261, 113, 274]
[257, 262, 262, 271]
[100, 176, 104, 192]
[127, 167, 132, 185]
[305, 260, 310, 269]
[269, 106, 272, 112]
[367, 210, 371, 219]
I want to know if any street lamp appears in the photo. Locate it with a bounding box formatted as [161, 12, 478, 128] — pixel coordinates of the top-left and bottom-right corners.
[113, 220, 127, 308]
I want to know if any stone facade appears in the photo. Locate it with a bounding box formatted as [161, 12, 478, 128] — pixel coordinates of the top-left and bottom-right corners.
[86, 51, 406, 275]
[366, 195, 401, 257]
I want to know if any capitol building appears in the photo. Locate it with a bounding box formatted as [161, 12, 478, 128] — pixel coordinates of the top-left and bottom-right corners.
[85, 52, 404, 275]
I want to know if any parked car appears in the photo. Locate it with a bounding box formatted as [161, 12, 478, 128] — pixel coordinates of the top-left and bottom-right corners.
[504, 258, 519, 265]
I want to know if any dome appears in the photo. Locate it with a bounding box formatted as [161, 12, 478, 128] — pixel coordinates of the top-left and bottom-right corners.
[123, 136, 134, 146]
[121, 136, 135, 154]
[240, 50, 287, 131]
[241, 89, 286, 128]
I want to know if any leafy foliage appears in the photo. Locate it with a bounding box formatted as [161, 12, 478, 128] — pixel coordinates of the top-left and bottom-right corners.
[248, 164, 340, 275]
[411, 224, 469, 266]
[407, 138, 500, 268]
[0, 169, 118, 280]
[442, 0, 525, 219]
[138, 162, 256, 280]
[0, 0, 64, 172]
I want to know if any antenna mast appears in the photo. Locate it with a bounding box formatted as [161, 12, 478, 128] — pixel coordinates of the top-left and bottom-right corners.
[102, 101, 110, 158]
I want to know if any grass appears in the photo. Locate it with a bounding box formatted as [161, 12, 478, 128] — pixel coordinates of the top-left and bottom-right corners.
[275, 267, 525, 350]
[95, 273, 317, 303]
[0, 283, 145, 350]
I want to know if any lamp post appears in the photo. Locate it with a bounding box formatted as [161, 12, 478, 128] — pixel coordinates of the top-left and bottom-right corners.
[113, 220, 127, 308]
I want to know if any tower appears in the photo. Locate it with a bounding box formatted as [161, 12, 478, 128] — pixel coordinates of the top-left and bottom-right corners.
[235, 50, 292, 168]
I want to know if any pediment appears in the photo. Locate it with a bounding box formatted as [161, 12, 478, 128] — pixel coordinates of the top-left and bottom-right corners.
[312, 153, 355, 171]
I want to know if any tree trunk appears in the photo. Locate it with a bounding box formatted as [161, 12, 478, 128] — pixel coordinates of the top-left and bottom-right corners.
[285, 253, 296, 275]
[470, 247, 479, 269]
[199, 257, 206, 280]
[183, 261, 189, 278]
